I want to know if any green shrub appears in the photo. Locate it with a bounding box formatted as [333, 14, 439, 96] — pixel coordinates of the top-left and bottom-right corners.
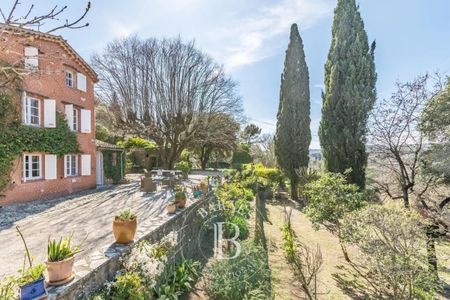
[155, 259, 200, 299]
[205, 241, 271, 300]
[117, 137, 157, 150]
[224, 216, 249, 240]
[304, 172, 366, 231]
[174, 160, 191, 174]
[231, 144, 253, 168]
[112, 272, 145, 300]
[338, 203, 442, 299]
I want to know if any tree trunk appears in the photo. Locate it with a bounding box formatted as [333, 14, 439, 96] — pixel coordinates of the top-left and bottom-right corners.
[402, 187, 410, 208]
[426, 225, 439, 280]
[290, 178, 299, 201]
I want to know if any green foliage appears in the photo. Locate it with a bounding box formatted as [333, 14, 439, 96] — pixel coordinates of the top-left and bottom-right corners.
[338, 203, 442, 299]
[16, 264, 46, 287]
[103, 150, 123, 183]
[224, 216, 249, 240]
[174, 161, 191, 174]
[180, 149, 191, 162]
[319, 0, 377, 189]
[95, 124, 113, 143]
[0, 275, 15, 300]
[304, 172, 366, 230]
[155, 259, 200, 299]
[231, 144, 253, 168]
[112, 272, 145, 300]
[241, 123, 261, 145]
[117, 137, 157, 150]
[47, 236, 82, 262]
[275, 23, 311, 200]
[116, 208, 136, 221]
[0, 108, 79, 192]
[204, 241, 271, 300]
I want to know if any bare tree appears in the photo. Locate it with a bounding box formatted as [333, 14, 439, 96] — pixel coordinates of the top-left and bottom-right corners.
[251, 133, 277, 168]
[0, 1, 90, 32]
[369, 73, 449, 279]
[193, 113, 240, 169]
[92, 36, 242, 169]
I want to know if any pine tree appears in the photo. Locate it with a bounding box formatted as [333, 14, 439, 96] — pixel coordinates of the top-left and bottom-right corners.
[275, 24, 311, 201]
[319, 0, 376, 188]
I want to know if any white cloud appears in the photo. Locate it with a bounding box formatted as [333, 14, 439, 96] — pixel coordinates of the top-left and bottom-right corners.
[213, 0, 333, 70]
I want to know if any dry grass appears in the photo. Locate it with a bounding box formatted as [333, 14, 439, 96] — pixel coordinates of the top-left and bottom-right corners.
[266, 201, 351, 299]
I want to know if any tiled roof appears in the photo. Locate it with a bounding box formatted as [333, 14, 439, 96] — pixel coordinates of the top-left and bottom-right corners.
[95, 139, 124, 150]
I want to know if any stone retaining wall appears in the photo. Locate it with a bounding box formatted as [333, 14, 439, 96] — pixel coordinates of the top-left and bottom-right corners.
[48, 195, 209, 300]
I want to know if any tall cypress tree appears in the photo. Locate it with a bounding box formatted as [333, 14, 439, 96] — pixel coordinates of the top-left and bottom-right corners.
[275, 24, 311, 201]
[319, 0, 376, 188]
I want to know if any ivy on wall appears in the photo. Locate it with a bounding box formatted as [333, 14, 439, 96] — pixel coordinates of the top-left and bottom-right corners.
[103, 150, 124, 183]
[0, 94, 80, 193]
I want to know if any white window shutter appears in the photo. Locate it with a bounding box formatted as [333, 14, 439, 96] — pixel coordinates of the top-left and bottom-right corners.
[80, 109, 91, 133]
[24, 47, 38, 69]
[45, 154, 57, 180]
[81, 154, 91, 176]
[21, 91, 27, 124]
[43, 99, 56, 128]
[65, 104, 73, 130]
[77, 73, 87, 92]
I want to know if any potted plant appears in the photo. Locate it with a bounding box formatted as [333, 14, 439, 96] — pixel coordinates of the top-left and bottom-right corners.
[174, 189, 187, 208]
[15, 226, 47, 300]
[113, 209, 137, 244]
[174, 161, 191, 179]
[199, 180, 208, 194]
[166, 199, 177, 214]
[18, 264, 47, 300]
[46, 236, 82, 286]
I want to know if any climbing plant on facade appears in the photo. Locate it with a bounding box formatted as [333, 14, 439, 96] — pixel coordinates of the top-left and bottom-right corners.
[0, 93, 79, 193]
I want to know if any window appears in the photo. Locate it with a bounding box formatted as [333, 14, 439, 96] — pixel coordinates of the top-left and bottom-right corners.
[65, 155, 78, 177]
[23, 97, 40, 126]
[73, 108, 78, 131]
[66, 71, 73, 87]
[23, 154, 42, 180]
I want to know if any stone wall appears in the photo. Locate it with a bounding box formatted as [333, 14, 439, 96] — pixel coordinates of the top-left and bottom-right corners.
[48, 195, 209, 300]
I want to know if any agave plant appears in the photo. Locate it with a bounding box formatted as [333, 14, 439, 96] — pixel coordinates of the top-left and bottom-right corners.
[47, 236, 82, 262]
[115, 208, 137, 222]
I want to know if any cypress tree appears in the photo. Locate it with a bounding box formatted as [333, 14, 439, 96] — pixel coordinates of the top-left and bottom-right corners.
[319, 0, 376, 188]
[275, 24, 311, 201]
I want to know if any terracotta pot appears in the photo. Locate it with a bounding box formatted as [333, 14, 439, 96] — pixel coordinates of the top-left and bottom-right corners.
[176, 197, 187, 208]
[167, 204, 177, 214]
[113, 218, 137, 244]
[46, 256, 74, 284]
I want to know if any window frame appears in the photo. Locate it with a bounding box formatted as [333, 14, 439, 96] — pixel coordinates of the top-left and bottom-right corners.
[65, 70, 74, 87]
[73, 108, 78, 131]
[65, 154, 78, 177]
[24, 96, 41, 127]
[23, 154, 42, 181]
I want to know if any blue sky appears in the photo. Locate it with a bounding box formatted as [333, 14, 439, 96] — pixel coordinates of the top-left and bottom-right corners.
[8, 0, 450, 148]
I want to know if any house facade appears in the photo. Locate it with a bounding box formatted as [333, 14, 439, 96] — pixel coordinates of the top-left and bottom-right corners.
[0, 26, 98, 205]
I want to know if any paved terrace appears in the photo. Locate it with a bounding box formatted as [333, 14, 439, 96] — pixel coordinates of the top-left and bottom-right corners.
[0, 174, 210, 279]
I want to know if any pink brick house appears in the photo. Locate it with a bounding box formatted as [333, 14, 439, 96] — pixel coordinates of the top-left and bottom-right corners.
[0, 25, 98, 205]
